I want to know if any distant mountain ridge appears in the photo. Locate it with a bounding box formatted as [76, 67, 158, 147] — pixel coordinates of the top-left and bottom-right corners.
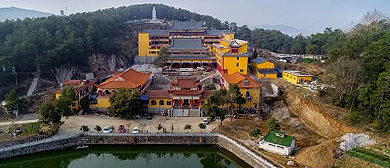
[251, 24, 315, 36]
[0, 7, 53, 21]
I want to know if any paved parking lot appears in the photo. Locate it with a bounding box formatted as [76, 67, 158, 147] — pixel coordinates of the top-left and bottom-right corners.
[58, 114, 218, 134]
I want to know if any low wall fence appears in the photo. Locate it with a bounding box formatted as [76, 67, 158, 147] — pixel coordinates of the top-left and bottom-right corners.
[0, 135, 51, 149]
[0, 133, 281, 168]
[81, 133, 218, 145]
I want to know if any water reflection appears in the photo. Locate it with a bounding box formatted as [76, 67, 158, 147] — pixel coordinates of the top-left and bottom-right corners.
[0, 145, 252, 168]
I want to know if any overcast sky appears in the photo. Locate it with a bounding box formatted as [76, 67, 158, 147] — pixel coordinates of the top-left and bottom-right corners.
[1, 0, 390, 32]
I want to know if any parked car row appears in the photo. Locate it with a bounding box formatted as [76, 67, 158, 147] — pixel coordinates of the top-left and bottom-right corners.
[101, 125, 140, 134]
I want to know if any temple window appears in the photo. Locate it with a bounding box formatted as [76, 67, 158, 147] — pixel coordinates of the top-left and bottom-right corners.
[151, 100, 157, 105]
[159, 100, 165, 105]
[245, 91, 251, 98]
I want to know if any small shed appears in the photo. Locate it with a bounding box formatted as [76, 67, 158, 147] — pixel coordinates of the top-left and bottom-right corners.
[259, 131, 296, 156]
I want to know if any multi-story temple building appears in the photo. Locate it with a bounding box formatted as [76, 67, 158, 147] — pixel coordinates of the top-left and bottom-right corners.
[138, 21, 235, 68]
[147, 78, 213, 116]
[211, 37, 249, 75]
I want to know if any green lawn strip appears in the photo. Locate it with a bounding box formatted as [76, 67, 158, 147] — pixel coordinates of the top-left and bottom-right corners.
[348, 147, 390, 167]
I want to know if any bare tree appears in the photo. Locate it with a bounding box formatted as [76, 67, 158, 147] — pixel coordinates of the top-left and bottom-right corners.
[361, 9, 389, 26]
[53, 66, 75, 88]
[88, 54, 109, 77]
[117, 56, 128, 69]
[108, 55, 116, 72]
[351, 9, 390, 35]
[322, 58, 364, 102]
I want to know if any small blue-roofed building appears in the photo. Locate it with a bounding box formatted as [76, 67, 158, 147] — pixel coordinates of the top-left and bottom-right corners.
[251, 57, 277, 79]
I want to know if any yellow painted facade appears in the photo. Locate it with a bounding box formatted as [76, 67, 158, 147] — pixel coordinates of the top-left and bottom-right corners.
[222, 32, 234, 40]
[252, 59, 277, 79]
[223, 56, 248, 75]
[138, 32, 157, 57]
[90, 97, 110, 109]
[148, 98, 172, 108]
[213, 35, 249, 75]
[240, 88, 261, 108]
[283, 71, 313, 84]
[257, 73, 277, 79]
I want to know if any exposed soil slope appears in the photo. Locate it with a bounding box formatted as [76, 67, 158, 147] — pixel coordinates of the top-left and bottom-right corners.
[284, 90, 356, 139]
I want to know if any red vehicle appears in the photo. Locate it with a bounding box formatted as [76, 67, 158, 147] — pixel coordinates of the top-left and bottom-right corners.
[117, 125, 126, 133]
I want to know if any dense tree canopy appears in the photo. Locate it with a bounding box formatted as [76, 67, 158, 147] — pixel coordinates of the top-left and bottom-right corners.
[108, 88, 144, 118]
[0, 4, 232, 82]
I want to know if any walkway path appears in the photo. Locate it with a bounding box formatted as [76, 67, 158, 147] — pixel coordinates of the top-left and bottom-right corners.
[0, 119, 38, 126]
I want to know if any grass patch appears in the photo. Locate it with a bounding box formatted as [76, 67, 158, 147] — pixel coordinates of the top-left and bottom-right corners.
[21, 122, 40, 135]
[348, 147, 390, 167]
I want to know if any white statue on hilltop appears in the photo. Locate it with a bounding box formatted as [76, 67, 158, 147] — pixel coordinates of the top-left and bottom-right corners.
[152, 7, 157, 20]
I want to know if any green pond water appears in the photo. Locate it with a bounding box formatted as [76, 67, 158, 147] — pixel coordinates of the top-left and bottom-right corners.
[0, 145, 253, 168]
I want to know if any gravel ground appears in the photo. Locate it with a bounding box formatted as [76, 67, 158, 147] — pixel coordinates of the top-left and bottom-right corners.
[58, 115, 218, 134]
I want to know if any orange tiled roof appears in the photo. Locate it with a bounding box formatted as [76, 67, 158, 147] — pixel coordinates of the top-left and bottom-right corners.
[222, 72, 260, 88]
[98, 68, 151, 89]
[171, 78, 200, 88]
[148, 90, 170, 99]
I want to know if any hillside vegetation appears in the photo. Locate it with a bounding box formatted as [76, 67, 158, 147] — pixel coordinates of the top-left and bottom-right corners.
[0, 4, 238, 99]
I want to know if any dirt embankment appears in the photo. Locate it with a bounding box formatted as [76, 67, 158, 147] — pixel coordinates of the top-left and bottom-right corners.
[284, 91, 356, 139]
[295, 139, 339, 168]
[282, 90, 358, 168]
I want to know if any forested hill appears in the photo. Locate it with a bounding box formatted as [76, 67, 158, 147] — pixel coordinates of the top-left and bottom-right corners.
[0, 7, 53, 21]
[0, 4, 229, 76]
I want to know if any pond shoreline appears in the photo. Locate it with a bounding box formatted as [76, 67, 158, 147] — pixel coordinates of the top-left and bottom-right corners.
[0, 133, 282, 168]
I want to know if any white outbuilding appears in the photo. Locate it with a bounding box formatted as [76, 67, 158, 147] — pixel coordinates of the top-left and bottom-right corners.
[259, 131, 296, 156]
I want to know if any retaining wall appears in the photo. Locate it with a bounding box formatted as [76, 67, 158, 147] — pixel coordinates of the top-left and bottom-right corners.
[218, 134, 280, 168]
[0, 133, 281, 168]
[82, 133, 218, 145]
[0, 134, 80, 159]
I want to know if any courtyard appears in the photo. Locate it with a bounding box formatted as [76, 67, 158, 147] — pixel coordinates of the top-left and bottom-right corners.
[58, 115, 219, 134]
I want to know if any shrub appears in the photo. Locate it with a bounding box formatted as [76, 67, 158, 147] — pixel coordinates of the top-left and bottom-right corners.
[198, 123, 206, 130]
[267, 117, 281, 132]
[94, 125, 102, 132]
[184, 124, 192, 130]
[80, 125, 89, 132]
[249, 128, 262, 137]
[302, 58, 316, 63]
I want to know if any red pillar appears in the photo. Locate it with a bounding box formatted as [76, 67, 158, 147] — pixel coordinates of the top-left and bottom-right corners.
[190, 98, 193, 108]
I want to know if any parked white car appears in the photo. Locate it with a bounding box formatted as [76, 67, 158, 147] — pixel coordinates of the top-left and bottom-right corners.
[103, 126, 113, 134]
[202, 118, 209, 125]
[132, 127, 140, 134]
